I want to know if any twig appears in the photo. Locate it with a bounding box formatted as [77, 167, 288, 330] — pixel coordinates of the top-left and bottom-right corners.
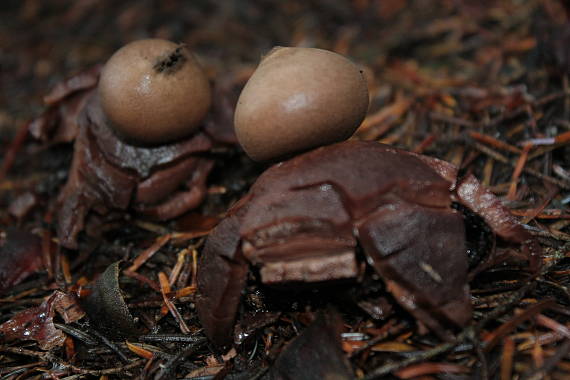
[507, 143, 531, 200]
[140, 333, 204, 343]
[54, 323, 98, 346]
[87, 327, 130, 363]
[349, 320, 409, 358]
[154, 339, 207, 380]
[0, 346, 143, 375]
[469, 131, 522, 154]
[158, 272, 191, 334]
[500, 337, 515, 380]
[126, 234, 171, 273]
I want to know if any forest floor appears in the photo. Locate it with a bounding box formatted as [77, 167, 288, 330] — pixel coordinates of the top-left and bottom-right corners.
[1, 0, 570, 379]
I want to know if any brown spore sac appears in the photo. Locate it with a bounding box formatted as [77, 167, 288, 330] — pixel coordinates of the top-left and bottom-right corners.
[99, 39, 212, 146]
[234, 47, 369, 162]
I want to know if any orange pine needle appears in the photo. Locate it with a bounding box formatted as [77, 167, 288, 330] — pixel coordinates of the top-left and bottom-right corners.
[60, 252, 73, 285]
[158, 271, 171, 293]
[168, 286, 197, 299]
[371, 341, 416, 352]
[127, 234, 171, 273]
[555, 130, 570, 143]
[126, 341, 154, 360]
[517, 331, 564, 351]
[500, 337, 515, 380]
[535, 314, 570, 338]
[170, 230, 212, 244]
[511, 209, 570, 220]
[469, 131, 522, 154]
[64, 336, 75, 361]
[124, 270, 160, 292]
[412, 135, 436, 154]
[532, 337, 544, 369]
[169, 248, 190, 287]
[357, 96, 411, 140]
[159, 272, 171, 316]
[507, 143, 532, 200]
[191, 249, 199, 288]
[342, 340, 366, 353]
[395, 362, 469, 378]
[159, 272, 190, 334]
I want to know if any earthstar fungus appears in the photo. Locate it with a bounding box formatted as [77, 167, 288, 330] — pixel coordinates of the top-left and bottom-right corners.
[30, 39, 237, 249]
[196, 141, 540, 347]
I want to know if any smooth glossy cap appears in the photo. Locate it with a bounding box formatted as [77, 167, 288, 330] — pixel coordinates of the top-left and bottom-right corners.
[234, 47, 369, 161]
[99, 39, 211, 145]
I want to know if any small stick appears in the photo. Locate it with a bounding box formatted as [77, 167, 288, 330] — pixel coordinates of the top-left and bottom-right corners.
[535, 314, 570, 338]
[507, 143, 532, 200]
[60, 252, 73, 285]
[124, 270, 160, 292]
[482, 157, 494, 187]
[191, 249, 199, 288]
[54, 323, 98, 346]
[126, 234, 171, 273]
[511, 209, 570, 220]
[139, 333, 204, 343]
[170, 230, 212, 244]
[87, 328, 130, 363]
[167, 285, 196, 299]
[500, 337, 515, 380]
[412, 134, 436, 154]
[395, 362, 469, 378]
[169, 248, 190, 287]
[154, 339, 206, 380]
[158, 272, 190, 334]
[469, 131, 522, 154]
[126, 341, 154, 360]
[349, 320, 409, 358]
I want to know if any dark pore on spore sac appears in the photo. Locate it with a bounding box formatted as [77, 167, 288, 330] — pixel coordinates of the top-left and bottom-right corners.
[153, 46, 187, 74]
